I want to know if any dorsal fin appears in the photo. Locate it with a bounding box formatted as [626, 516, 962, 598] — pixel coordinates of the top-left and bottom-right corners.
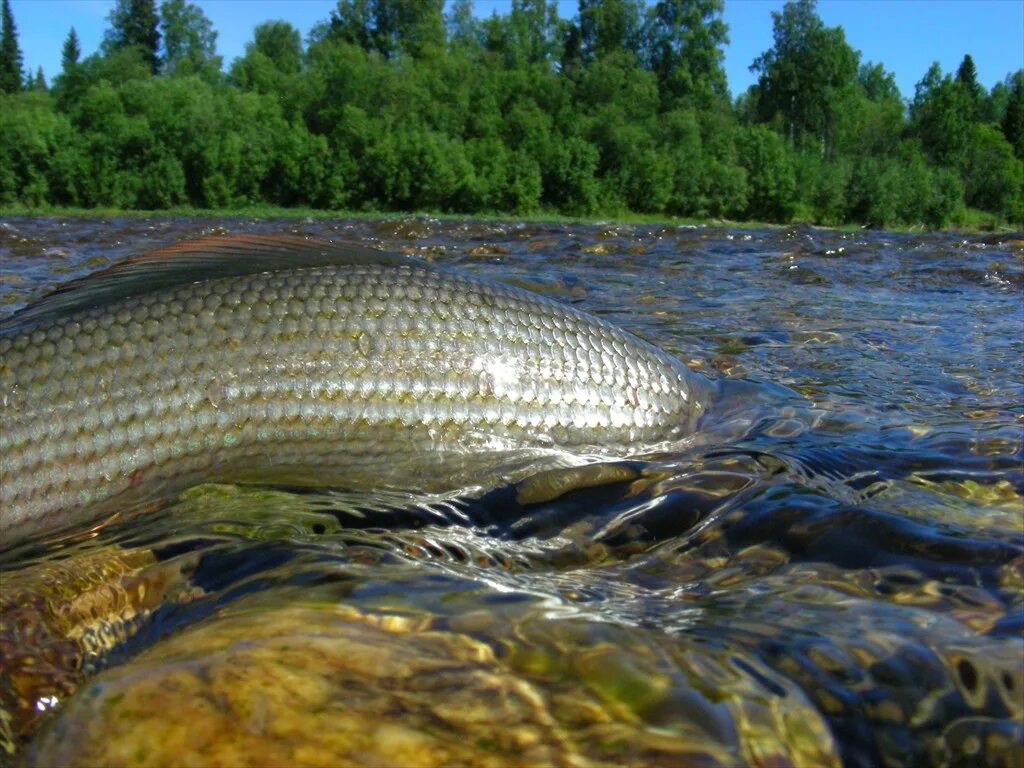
[1, 235, 417, 335]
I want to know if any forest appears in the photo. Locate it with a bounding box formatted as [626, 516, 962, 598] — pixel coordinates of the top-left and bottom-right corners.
[0, 0, 1021, 227]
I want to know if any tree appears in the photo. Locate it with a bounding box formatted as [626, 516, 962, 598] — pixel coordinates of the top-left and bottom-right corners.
[228, 20, 304, 119]
[645, 0, 729, 107]
[910, 62, 970, 168]
[321, 0, 372, 52]
[160, 0, 219, 76]
[579, 0, 643, 61]
[445, 0, 480, 51]
[955, 53, 983, 120]
[736, 124, 795, 221]
[104, 0, 162, 74]
[252, 20, 302, 73]
[1001, 70, 1024, 160]
[964, 123, 1023, 216]
[0, 0, 23, 93]
[62, 28, 81, 71]
[54, 27, 87, 110]
[858, 61, 900, 103]
[826, 61, 903, 158]
[559, 19, 584, 77]
[985, 78, 1010, 125]
[230, 20, 302, 94]
[325, 0, 444, 59]
[504, 0, 561, 66]
[0, 91, 77, 206]
[750, 0, 859, 155]
[30, 66, 46, 91]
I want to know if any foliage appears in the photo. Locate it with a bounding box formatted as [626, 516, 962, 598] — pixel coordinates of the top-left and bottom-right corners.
[321, 0, 445, 59]
[160, 0, 220, 78]
[579, 0, 643, 61]
[736, 125, 794, 221]
[910, 63, 971, 169]
[0, 0, 1020, 226]
[0, 92, 74, 205]
[749, 0, 859, 156]
[61, 28, 81, 71]
[0, 0, 22, 93]
[1002, 71, 1024, 160]
[104, 0, 162, 74]
[963, 124, 1023, 218]
[955, 54, 983, 120]
[229, 20, 304, 113]
[646, 0, 729, 108]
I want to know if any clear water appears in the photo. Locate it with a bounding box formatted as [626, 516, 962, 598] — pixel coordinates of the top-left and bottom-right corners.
[1, 217, 1021, 767]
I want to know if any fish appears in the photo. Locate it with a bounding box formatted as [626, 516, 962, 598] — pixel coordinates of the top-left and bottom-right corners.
[0, 235, 713, 545]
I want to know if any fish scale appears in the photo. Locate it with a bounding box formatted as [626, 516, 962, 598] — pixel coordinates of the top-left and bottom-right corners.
[0, 237, 710, 544]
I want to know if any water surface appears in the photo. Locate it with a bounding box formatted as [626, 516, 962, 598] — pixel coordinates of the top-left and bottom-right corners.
[1, 217, 1022, 767]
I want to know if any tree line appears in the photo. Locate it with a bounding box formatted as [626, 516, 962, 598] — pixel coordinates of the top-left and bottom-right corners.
[1, 0, 1021, 227]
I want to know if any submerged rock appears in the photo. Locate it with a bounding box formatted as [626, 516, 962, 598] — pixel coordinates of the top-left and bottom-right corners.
[25, 591, 840, 768]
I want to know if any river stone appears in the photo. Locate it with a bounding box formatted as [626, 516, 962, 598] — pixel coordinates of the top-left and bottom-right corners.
[25, 594, 840, 768]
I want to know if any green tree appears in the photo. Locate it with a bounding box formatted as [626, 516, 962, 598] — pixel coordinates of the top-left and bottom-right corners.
[845, 156, 900, 227]
[1001, 70, 1024, 159]
[910, 62, 970, 168]
[964, 123, 1023, 216]
[579, 0, 643, 61]
[0, 92, 77, 205]
[104, 0, 162, 74]
[487, 0, 562, 67]
[445, 0, 480, 51]
[325, 0, 444, 59]
[654, 107, 745, 217]
[955, 53, 983, 119]
[229, 20, 303, 107]
[645, 0, 729, 107]
[830, 61, 902, 158]
[858, 61, 900, 103]
[250, 21, 302, 74]
[736, 124, 795, 221]
[985, 78, 1010, 125]
[320, 0, 372, 52]
[54, 27, 88, 110]
[0, 0, 23, 93]
[62, 27, 81, 71]
[160, 0, 220, 76]
[750, 0, 859, 156]
[77, 46, 153, 88]
[30, 66, 45, 91]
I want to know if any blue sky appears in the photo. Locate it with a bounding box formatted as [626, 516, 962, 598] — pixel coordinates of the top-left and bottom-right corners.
[10, 0, 1024, 100]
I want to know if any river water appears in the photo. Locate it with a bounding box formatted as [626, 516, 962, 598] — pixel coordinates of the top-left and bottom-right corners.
[0, 216, 1021, 767]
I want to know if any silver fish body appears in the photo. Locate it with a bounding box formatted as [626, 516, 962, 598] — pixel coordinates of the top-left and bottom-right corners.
[0, 236, 711, 543]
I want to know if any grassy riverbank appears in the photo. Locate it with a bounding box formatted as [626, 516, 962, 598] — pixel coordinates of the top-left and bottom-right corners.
[2, 205, 1019, 235]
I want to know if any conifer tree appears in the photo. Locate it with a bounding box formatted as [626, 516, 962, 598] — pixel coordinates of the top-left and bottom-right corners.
[61, 27, 81, 71]
[31, 66, 45, 91]
[54, 27, 86, 108]
[105, 0, 162, 74]
[0, 0, 23, 93]
[956, 53, 983, 119]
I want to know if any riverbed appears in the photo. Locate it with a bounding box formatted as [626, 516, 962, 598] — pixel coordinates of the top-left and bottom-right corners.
[1, 216, 1021, 767]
